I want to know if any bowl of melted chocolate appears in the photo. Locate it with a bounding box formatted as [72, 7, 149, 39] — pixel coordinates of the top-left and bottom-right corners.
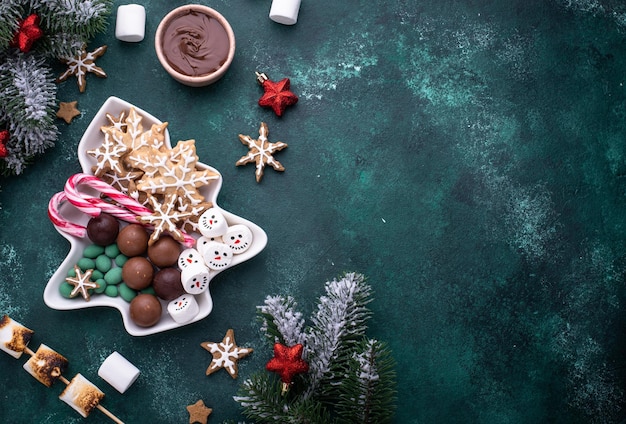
[155, 5, 235, 87]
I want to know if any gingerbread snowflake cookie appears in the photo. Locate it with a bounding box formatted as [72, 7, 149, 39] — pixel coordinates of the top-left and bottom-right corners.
[57, 45, 107, 93]
[236, 122, 287, 182]
[200, 328, 253, 378]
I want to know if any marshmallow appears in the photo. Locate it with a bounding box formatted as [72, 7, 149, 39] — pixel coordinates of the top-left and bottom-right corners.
[0, 315, 34, 359]
[59, 373, 105, 418]
[167, 294, 200, 323]
[98, 351, 140, 393]
[181, 263, 212, 294]
[201, 241, 234, 270]
[115, 4, 146, 42]
[269, 0, 302, 25]
[223, 224, 253, 254]
[178, 248, 204, 270]
[23, 344, 69, 387]
[196, 235, 223, 258]
[198, 208, 228, 237]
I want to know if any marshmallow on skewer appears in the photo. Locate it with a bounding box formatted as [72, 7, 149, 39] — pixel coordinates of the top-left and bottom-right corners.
[0, 315, 34, 359]
[23, 344, 69, 387]
[59, 373, 105, 418]
[98, 351, 140, 394]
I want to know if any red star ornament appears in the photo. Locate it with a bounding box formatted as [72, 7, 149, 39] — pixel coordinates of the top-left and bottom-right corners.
[11, 14, 43, 53]
[0, 130, 9, 158]
[256, 72, 298, 117]
[266, 343, 309, 394]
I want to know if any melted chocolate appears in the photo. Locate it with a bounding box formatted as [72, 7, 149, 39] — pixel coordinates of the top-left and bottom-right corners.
[161, 9, 230, 77]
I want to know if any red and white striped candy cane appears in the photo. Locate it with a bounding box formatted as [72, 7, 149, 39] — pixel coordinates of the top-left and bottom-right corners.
[47, 191, 88, 238]
[64, 173, 195, 247]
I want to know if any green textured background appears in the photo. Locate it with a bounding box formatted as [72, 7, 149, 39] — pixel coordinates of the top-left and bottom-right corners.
[2, 0, 626, 422]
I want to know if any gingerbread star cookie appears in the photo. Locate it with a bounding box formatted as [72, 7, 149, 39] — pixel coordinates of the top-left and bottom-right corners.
[236, 122, 287, 182]
[57, 45, 107, 93]
[136, 193, 193, 245]
[56, 101, 81, 124]
[65, 265, 99, 301]
[200, 329, 253, 378]
[186, 399, 212, 424]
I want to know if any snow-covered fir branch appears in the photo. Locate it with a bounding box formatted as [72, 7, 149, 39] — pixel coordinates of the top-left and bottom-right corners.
[304, 272, 372, 398]
[258, 295, 306, 347]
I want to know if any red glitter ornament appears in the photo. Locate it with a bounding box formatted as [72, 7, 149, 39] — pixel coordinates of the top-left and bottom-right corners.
[256, 72, 298, 117]
[0, 130, 9, 158]
[266, 343, 309, 394]
[11, 14, 44, 53]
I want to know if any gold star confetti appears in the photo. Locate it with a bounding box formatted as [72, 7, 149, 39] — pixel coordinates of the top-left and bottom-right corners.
[236, 122, 288, 183]
[56, 101, 81, 124]
[65, 265, 99, 301]
[186, 400, 212, 424]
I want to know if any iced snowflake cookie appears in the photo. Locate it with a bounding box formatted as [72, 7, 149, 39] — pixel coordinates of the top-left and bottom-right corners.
[57, 45, 107, 93]
[200, 328, 253, 378]
[236, 122, 287, 182]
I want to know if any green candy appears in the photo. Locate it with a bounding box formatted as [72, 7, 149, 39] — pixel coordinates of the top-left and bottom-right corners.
[118, 283, 137, 302]
[140, 286, 156, 295]
[94, 279, 107, 294]
[92, 270, 104, 281]
[59, 282, 74, 298]
[67, 267, 77, 278]
[104, 285, 118, 297]
[95, 254, 112, 273]
[114, 253, 128, 267]
[104, 267, 123, 285]
[77, 257, 96, 271]
[83, 244, 105, 259]
[105, 244, 120, 258]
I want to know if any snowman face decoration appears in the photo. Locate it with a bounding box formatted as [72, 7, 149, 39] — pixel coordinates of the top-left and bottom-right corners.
[167, 294, 200, 324]
[202, 241, 234, 270]
[223, 224, 253, 254]
[182, 267, 211, 294]
[178, 248, 203, 270]
[196, 235, 223, 258]
[198, 208, 228, 237]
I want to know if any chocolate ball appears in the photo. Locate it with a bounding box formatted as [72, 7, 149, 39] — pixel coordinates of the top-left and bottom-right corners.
[152, 268, 184, 301]
[122, 256, 154, 290]
[86, 213, 119, 246]
[148, 236, 181, 268]
[129, 294, 162, 327]
[117, 224, 149, 256]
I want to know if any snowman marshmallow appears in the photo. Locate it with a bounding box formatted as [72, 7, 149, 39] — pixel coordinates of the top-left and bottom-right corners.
[196, 235, 223, 258]
[223, 224, 253, 254]
[178, 248, 204, 270]
[201, 241, 234, 270]
[198, 208, 228, 237]
[167, 294, 200, 323]
[181, 264, 212, 294]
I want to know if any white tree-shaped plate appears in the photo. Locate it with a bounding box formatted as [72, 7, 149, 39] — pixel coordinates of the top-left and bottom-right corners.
[44, 96, 267, 336]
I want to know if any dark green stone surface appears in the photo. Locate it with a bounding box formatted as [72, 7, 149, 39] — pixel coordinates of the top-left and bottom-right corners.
[2, 0, 626, 422]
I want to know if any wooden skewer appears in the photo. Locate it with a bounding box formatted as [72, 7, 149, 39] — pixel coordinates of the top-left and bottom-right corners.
[22, 346, 124, 424]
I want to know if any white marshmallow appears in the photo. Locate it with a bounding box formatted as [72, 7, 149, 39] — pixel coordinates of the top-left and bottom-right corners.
[201, 241, 234, 270]
[196, 235, 223, 258]
[198, 208, 228, 237]
[59, 373, 105, 418]
[0, 315, 34, 359]
[98, 351, 140, 393]
[178, 248, 204, 270]
[115, 4, 146, 42]
[223, 224, 253, 254]
[269, 0, 302, 25]
[167, 294, 200, 323]
[181, 263, 212, 294]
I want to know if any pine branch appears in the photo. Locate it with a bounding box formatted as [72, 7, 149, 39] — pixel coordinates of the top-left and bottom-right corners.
[258, 295, 306, 346]
[304, 272, 373, 398]
[234, 373, 333, 424]
[335, 338, 397, 424]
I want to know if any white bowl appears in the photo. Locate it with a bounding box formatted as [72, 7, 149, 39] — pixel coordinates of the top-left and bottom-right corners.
[44, 96, 267, 336]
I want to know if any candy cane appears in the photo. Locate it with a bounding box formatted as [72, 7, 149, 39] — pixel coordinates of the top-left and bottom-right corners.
[64, 173, 195, 247]
[47, 191, 88, 238]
